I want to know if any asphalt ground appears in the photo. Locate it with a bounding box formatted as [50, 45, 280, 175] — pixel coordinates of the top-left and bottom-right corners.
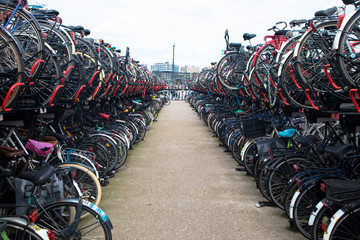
[100, 101, 304, 240]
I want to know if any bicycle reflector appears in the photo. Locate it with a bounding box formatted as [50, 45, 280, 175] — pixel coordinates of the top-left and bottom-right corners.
[320, 183, 327, 192]
[29, 209, 39, 222]
[47, 230, 55, 240]
[337, 14, 346, 29]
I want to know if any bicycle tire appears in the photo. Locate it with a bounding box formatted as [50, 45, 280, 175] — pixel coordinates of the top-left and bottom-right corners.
[216, 52, 248, 90]
[0, 26, 25, 110]
[36, 199, 112, 240]
[56, 163, 102, 208]
[293, 183, 324, 239]
[0, 4, 45, 77]
[267, 157, 312, 210]
[326, 205, 360, 240]
[1, 217, 47, 240]
[336, 10, 360, 88]
[293, 21, 340, 91]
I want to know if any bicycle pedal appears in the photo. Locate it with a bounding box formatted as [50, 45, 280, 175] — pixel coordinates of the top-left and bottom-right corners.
[256, 201, 275, 208]
[235, 168, 246, 171]
[100, 179, 110, 187]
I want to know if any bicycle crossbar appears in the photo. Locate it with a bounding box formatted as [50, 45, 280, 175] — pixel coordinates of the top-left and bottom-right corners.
[49, 85, 64, 106]
[2, 82, 25, 112]
[324, 64, 341, 90]
[349, 89, 360, 113]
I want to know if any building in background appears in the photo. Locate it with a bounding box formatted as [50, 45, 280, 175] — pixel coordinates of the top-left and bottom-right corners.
[151, 62, 179, 72]
[181, 65, 200, 74]
[150, 63, 201, 90]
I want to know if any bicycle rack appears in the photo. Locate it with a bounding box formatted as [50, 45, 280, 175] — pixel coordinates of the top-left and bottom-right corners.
[113, 85, 121, 97]
[89, 71, 100, 87]
[104, 73, 113, 85]
[349, 89, 360, 113]
[49, 85, 64, 106]
[61, 66, 75, 85]
[304, 89, 320, 110]
[27, 59, 45, 82]
[278, 88, 289, 106]
[91, 85, 101, 100]
[289, 70, 302, 89]
[2, 82, 25, 112]
[74, 85, 86, 102]
[103, 85, 112, 98]
[324, 64, 341, 90]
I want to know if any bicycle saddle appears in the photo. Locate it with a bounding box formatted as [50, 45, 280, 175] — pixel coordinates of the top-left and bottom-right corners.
[68, 26, 84, 33]
[275, 30, 290, 36]
[343, 0, 356, 5]
[84, 29, 91, 36]
[314, 6, 337, 17]
[289, 19, 307, 27]
[229, 43, 242, 49]
[17, 165, 55, 186]
[294, 135, 319, 146]
[47, 9, 60, 16]
[243, 33, 256, 41]
[278, 128, 296, 138]
[324, 143, 353, 159]
[0, 146, 24, 160]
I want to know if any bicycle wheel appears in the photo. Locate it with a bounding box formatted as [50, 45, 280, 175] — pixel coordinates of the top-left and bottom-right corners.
[242, 140, 257, 176]
[56, 163, 102, 208]
[293, 21, 341, 91]
[311, 202, 336, 240]
[0, 26, 24, 110]
[1, 217, 47, 240]
[279, 52, 318, 109]
[326, 205, 360, 240]
[336, 10, 360, 88]
[77, 141, 110, 179]
[293, 184, 324, 239]
[216, 52, 248, 90]
[252, 43, 277, 104]
[36, 199, 112, 240]
[267, 157, 312, 210]
[75, 38, 103, 101]
[0, 4, 45, 76]
[22, 43, 62, 106]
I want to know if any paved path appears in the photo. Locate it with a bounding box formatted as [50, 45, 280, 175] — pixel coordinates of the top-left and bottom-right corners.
[101, 101, 303, 240]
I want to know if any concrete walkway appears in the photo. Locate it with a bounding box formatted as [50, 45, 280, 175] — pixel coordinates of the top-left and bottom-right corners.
[101, 101, 303, 240]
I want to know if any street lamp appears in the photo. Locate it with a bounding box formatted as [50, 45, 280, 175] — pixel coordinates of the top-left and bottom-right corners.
[172, 44, 175, 84]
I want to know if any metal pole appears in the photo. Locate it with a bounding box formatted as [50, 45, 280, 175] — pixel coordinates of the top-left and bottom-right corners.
[172, 44, 175, 84]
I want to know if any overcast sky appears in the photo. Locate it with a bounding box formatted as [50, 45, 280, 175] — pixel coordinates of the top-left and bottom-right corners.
[38, 0, 343, 69]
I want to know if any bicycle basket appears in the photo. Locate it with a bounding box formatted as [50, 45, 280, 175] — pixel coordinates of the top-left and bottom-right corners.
[241, 117, 266, 139]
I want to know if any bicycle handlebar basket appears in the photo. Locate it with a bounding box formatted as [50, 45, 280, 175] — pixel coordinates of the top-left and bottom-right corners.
[241, 117, 266, 139]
